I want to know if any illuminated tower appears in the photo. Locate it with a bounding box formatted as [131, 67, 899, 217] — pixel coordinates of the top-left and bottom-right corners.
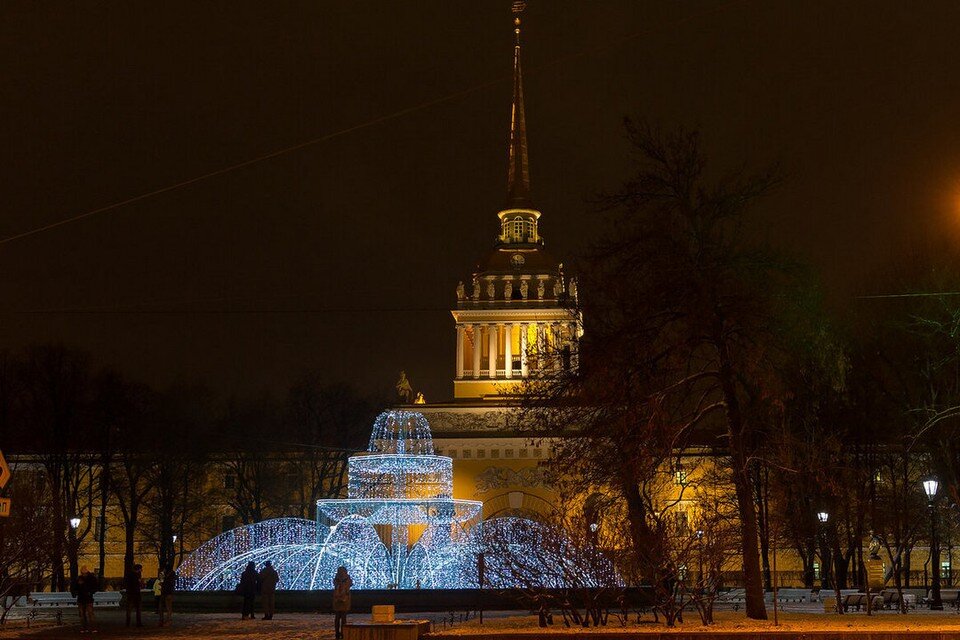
[451, 1, 581, 400]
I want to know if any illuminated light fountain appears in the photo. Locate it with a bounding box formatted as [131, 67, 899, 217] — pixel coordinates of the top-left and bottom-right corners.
[178, 410, 618, 591]
[315, 411, 483, 588]
[178, 411, 481, 590]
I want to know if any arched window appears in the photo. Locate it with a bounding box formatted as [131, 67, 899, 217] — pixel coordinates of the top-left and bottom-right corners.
[513, 218, 524, 241]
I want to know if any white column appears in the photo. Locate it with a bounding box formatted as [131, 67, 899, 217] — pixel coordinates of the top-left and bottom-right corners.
[472, 324, 481, 379]
[488, 324, 497, 379]
[520, 323, 529, 377]
[504, 323, 513, 379]
[552, 323, 562, 370]
[456, 325, 465, 379]
[535, 323, 545, 375]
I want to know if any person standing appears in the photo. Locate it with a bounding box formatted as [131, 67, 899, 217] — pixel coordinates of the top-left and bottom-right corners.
[124, 563, 144, 627]
[238, 561, 259, 620]
[152, 571, 163, 614]
[159, 568, 176, 627]
[259, 560, 280, 620]
[72, 566, 99, 634]
[333, 566, 353, 640]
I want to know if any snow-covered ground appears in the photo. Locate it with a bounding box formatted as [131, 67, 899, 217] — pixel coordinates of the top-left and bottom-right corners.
[5, 607, 960, 638]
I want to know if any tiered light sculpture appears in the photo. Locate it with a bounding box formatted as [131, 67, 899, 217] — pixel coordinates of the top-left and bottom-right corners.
[177, 411, 618, 591]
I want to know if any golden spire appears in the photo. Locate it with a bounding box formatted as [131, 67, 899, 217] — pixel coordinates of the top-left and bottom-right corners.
[506, 1, 531, 208]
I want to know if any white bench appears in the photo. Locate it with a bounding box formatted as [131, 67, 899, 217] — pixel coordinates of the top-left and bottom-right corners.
[773, 588, 817, 603]
[27, 592, 76, 608]
[94, 592, 122, 607]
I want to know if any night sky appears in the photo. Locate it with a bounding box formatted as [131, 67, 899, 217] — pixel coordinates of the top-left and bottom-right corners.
[3, 1, 960, 402]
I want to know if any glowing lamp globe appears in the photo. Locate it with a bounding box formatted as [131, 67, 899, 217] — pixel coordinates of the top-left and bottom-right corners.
[817, 511, 829, 524]
[923, 478, 940, 501]
[69, 517, 81, 529]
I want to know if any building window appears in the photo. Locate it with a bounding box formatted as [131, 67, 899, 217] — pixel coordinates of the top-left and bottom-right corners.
[533, 448, 542, 458]
[463, 450, 472, 459]
[813, 562, 821, 580]
[505, 449, 514, 458]
[490, 449, 500, 459]
[943, 560, 952, 580]
[513, 218, 523, 241]
[674, 469, 688, 486]
[448, 450, 457, 458]
[476, 449, 486, 459]
[519, 448, 528, 458]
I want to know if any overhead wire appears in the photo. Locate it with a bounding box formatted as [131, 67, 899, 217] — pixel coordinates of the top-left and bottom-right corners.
[0, 0, 749, 249]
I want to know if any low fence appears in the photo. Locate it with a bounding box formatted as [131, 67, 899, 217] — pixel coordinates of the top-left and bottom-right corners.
[169, 587, 654, 614]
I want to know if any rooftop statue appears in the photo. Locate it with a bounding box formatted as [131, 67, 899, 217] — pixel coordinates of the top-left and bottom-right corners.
[396, 371, 413, 404]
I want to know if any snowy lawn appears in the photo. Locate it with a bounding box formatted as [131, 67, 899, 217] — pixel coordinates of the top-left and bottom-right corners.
[6, 608, 960, 638]
[435, 608, 960, 634]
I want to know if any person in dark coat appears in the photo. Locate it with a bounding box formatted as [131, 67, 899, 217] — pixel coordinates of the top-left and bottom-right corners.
[238, 561, 259, 620]
[71, 566, 99, 634]
[258, 560, 280, 620]
[332, 566, 353, 640]
[124, 563, 143, 627]
[159, 568, 176, 627]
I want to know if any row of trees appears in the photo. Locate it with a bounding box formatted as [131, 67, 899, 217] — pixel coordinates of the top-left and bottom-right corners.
[0, 346, 376, 598]
[520, 121, 960, 623]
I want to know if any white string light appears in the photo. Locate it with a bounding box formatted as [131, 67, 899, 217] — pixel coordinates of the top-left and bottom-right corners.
[178, 411, 617, 590]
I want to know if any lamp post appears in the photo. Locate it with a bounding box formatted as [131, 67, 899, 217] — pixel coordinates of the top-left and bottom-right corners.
[70, 517, 81, 530]
[923, 478, 943, 610]
[695, 529, 705, 589]
[816, 511, 829, 588]
[817, 511, 843, 613]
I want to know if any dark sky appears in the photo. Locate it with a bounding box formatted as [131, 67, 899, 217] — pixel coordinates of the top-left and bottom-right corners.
[3, 1, 960, 402]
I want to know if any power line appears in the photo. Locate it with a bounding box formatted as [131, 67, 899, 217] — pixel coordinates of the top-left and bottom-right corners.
[0, 0, 750, 248]
[856, 292, 960, 299]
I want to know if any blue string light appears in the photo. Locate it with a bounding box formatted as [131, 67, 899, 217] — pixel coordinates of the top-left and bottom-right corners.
[177, 411, 618, 590]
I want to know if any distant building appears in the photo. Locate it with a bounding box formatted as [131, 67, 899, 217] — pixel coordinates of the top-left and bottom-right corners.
[416, 2, 578, 520]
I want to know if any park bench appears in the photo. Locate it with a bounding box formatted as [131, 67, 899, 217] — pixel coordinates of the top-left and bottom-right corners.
[841, 592, 869, 611]
[940, 589, 960, 608]
[872, 589, 901, 610]
[716, 588, 746, 611]
[12, 591, 122, 625]
[93, 592, 122, 607]
[773, 589, 816, 603]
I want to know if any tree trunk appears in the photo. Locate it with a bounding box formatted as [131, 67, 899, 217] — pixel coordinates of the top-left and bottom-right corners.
[754, 464, 772, 590]
[97, 465, 109, 577]
[715, 325, 767, 620]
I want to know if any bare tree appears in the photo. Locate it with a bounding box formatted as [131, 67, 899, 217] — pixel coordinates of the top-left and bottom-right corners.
[0, 468, 55, 623]
[14, 345, 97, 591]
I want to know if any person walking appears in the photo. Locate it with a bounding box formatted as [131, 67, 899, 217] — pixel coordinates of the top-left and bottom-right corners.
[158, 568, 176, 627]
[72, 566, 99, 634]
[124, 563, 144, 627]
[238, 561, 259, 620]
[259, 560, 280, 620]
[332, 566, 353, 640]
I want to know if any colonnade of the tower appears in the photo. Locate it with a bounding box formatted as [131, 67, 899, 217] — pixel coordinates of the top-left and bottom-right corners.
[454, 321, 578, 380]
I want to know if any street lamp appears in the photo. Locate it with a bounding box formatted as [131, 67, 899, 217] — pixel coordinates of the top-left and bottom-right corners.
[923, 477, 943, 610]
[69, 517, 81, 529]
[695, 530, 705, 587]
[817, 511, 829, 524]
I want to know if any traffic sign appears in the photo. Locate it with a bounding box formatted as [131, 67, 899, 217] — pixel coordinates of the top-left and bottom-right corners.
[0, 498, 9, 517]
[0, 449, 8, 490]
